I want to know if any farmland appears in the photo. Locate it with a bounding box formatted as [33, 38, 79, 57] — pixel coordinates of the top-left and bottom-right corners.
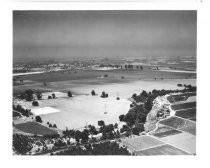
[175, 108, 196, 121]
[136, 144, 189, 155]
[14, 122, 58, 136]
[159, 116, 196, 135]
[160, 132, 196, 154]
[150, 124, 182, 138]
[171, 102, 196, 110]
[167, 92, 196, 103]
[122, 135, 164, 152]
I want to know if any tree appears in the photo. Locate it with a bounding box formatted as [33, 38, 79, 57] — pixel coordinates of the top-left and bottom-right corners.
[81, 129, 89, 142]
[88, 125, 98, 135]
[53, 124, 57, 128]
[114, 123, 118, 129]
[13, 134, 33, 154]
[98, 120, 105, 127]
[48, 95, 52, 99]
[145, 98, 153, 111]
[36, 92, 42, 100]
[32, 100, 39, 106]
[132, 93, 137, 100]
[120, 125, 130, 133]
[68, 91, 72, 97]
[52, 93, 56, 99]
[35, 116, 42, 123]
[177, 84, 182, 87]
[119, 115, 125, 122]
[132, 127, 140, 135]
[140, 90, 148, 97]
[75, 130, 82, 142]
[91, 90, 96, 96]
[124, 112, 136, 126]
[25, 89, 34, 101]
[101, 91, 106, 98]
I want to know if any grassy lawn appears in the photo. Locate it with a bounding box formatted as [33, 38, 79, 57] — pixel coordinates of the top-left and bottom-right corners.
[15, 69, 195, 83]
[14, 122, 58, 136]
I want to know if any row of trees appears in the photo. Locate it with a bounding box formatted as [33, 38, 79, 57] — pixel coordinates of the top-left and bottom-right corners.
[125, 64, 143, 70]
[47, 122, 57, 128]
[13, 104, 32, 117]
[52, 141, 130, 155]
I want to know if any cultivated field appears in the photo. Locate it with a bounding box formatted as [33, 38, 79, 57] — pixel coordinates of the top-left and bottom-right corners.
[167, 92, 196, 103]
[159, 116, 196, 135]
[171, 102, 196, 111]
[150, 124, 182, 138]
[136, 144, 189, 155]
[160, 132, 196, 154]
[14, 122, 58, 136]
[175, 108, 196, 121]
[122, 135, 164, 152]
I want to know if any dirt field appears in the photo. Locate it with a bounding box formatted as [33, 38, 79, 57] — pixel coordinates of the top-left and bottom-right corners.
[136, 144, 189, 155]
[14, 122, 58, 136]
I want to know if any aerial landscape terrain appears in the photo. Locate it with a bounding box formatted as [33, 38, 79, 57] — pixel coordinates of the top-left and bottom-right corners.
[12, 10, 196, 155]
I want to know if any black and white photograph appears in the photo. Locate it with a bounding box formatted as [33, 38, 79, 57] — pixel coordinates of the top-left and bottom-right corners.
[12, 10, 197, 156]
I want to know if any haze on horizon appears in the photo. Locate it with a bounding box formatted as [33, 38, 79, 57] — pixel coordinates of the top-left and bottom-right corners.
[13, 10, 196, 62]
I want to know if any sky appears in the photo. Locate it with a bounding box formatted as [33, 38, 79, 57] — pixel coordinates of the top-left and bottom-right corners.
[13, 10, 197, 62]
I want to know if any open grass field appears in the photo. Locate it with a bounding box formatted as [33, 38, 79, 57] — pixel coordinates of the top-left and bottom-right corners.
[14, 122, 58, 136]
[175, 108, 196, 121]
[15, 68, 196, 83]
[13, 69, 196, 96]
[136, 144, 189, 155]
[159, 116, 196, 135]
[171, 102, 196, 110]
[150, 124, 182, 138]
[122, 135, 164, 152]
[160, 132, 196, 154]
